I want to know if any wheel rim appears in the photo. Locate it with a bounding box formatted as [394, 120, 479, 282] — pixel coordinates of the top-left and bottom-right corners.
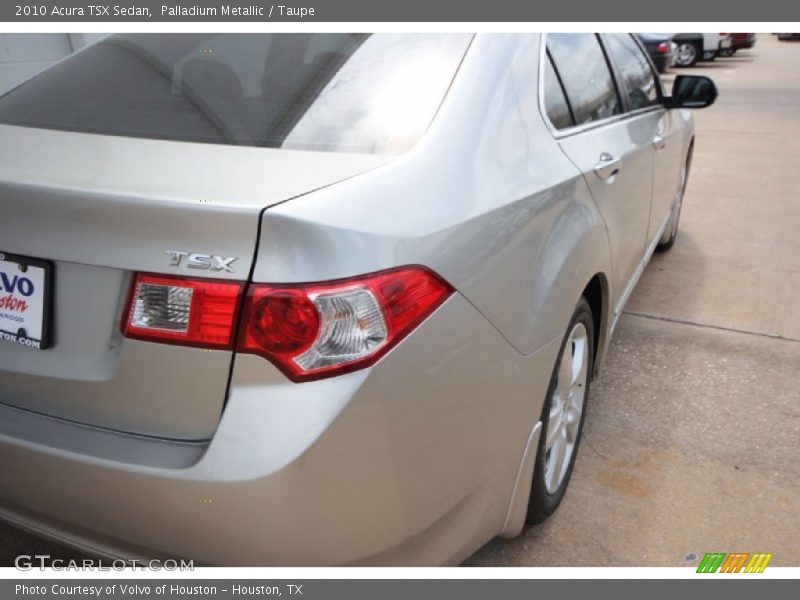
[544, 322, 589, 494]
[661, 161, 688, 245]
[675, 43, 696, 66]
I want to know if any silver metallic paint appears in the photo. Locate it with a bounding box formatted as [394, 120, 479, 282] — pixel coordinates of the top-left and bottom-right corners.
[0, 295, 560, 565]
[0, 33, 697, 564]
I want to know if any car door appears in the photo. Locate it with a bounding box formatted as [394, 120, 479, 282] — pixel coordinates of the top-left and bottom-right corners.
[543, 33, 653, 314]
[601, 33, 685, 247]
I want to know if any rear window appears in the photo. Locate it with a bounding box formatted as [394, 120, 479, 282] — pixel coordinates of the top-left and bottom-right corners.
[0, 33, 472, 155]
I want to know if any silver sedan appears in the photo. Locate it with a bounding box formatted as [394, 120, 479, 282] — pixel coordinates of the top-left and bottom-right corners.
[0, 33, 715, 565]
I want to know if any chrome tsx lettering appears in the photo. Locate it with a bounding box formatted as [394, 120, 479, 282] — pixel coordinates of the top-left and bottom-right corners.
[165, 251, 238, 273]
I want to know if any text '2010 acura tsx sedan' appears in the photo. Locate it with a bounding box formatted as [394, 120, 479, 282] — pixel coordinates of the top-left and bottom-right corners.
[0, 33, 716, 565]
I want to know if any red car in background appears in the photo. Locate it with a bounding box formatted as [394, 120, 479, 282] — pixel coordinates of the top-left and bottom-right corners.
[720, 33, 756, 56]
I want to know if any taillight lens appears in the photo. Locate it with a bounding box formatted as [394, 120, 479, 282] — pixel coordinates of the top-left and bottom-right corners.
[657, 42, 669, 54]
[122, 267, 452, 381]
[238, 266, 453, 381]
[123, 273, 244, 349]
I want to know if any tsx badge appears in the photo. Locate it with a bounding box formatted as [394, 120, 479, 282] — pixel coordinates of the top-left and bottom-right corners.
[165, 251, 238, 273]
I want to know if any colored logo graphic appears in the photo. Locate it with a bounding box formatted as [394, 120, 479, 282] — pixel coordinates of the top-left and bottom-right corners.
[696, 552, 772, 573]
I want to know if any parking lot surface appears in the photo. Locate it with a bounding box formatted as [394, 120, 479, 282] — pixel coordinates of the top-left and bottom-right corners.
[1, 34, 798, 567]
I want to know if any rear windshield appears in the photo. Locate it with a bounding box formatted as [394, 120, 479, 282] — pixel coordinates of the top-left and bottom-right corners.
[0, 33, 472, 154]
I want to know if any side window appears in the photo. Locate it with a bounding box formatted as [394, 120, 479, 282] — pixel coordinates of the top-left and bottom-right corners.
[543, 52, 574, 129]
[603, 34, 660, 111]
[546, 33, 620, 126]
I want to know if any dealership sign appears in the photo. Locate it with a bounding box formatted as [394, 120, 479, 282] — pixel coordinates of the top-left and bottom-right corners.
[0, 253, 52, 350]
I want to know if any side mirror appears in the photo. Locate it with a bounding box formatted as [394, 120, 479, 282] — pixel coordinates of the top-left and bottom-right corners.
[667, 75, 718, 109]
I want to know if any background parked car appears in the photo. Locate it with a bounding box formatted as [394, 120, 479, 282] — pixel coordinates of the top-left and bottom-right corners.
[635, 33, 675, 73]
[777, 33, 800, 41]
[673, 33, 733, 67]
[719, 33, 756, 56]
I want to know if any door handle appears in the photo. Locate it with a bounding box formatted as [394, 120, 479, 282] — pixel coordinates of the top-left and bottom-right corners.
[652, 135, 667, 150]
[593, 153, 621, 181]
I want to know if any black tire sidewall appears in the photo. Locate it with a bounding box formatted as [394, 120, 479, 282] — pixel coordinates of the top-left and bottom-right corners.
[657, 144, 693, 252]
[526, 297, 594, 524]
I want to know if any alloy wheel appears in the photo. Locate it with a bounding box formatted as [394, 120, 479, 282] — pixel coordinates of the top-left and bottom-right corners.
[544, 322, 589, 494]
[675, 43, 697, 67]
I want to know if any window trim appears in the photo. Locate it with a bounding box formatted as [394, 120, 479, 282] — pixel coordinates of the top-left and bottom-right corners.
[544, 48, 577, 129]
[628, 33, 667, 100]
[537, 33, 666, 140]
[598, 33, 665, 114]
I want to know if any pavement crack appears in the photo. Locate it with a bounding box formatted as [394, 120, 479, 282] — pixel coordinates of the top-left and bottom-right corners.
[583, 434, 612, 461]
[622, 311, 800, 344]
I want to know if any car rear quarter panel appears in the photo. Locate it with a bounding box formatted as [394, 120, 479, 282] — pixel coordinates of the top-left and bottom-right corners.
[252, 34, 613, 359]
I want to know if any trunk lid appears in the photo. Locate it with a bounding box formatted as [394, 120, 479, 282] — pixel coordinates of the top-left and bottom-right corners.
[0, 125, 389, 439]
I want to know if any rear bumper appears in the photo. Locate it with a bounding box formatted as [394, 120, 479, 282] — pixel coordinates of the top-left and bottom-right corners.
[0, 293, 559, 566]
[733, 34, 756, 49]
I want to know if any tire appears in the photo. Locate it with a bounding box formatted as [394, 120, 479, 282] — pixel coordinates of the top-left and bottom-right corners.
[718, 48, 734, 57]
[657, 145, 693, 252]
[526, 297, 594, 524]
[674, 41, 701, 67]
[702, 51, 716, 61]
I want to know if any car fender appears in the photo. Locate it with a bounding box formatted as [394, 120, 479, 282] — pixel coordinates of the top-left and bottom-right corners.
[254, 35, 613, 360]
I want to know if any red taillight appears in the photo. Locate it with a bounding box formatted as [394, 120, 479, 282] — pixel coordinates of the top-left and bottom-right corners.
[122, 273, 244, 349]
[657, 42, 669, 54]
[122, 266, 452, 381]
[238, 266, 453, 381]
[242, 289, 320, 356]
